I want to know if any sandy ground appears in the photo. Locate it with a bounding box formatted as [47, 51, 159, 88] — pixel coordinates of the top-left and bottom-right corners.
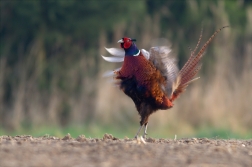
[0, 134, 251, 167]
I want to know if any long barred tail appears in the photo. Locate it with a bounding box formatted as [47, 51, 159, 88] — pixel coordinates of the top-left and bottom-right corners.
[170, 26, 229, 102]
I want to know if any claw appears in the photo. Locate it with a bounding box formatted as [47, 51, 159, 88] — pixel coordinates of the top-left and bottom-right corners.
[135, 135, 146, 144]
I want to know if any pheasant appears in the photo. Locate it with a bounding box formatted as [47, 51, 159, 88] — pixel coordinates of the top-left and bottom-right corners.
[102, 26, 228, 138]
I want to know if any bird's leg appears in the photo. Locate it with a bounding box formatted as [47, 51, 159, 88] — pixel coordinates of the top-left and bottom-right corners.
[143, 123, 148, 138]
[134, 125, 144, 139]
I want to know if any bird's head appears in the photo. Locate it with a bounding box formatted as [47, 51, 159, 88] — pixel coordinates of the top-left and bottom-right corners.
[117, 37, 136, 49]
[118, 37, 139, 56]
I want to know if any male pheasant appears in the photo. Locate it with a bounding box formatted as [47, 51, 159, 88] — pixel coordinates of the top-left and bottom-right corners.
[102, 26, 228, 138]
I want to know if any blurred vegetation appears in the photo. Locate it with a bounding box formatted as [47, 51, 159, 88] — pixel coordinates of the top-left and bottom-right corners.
[0, 0, 252, 138]
[1, 124, 252, 139]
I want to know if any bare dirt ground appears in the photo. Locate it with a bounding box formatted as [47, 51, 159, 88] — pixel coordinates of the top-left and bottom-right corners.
[0, 134, 251, 167]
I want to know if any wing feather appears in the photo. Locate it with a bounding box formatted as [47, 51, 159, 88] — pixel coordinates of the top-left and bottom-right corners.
[148, 46, 179, 97]
[101, 55, 124, 62]
[105, 47, 125, 57]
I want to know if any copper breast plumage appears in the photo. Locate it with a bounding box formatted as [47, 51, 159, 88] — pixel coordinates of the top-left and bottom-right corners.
[117, 53, 169, 106]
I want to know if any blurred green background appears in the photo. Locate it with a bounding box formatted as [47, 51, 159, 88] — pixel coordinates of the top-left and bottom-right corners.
[0, 0, 252, 139]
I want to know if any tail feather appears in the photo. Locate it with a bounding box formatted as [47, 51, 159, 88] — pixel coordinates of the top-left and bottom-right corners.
[181, 27, 203, 76]
[170, 26, 229, 101]
[191, 27, 203, 57]
[180, 65, 202, 85]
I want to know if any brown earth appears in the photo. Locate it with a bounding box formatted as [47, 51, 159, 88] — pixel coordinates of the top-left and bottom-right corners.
[0, 134, 251, 167]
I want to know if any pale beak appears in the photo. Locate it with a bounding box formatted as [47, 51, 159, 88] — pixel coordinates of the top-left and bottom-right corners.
[117, 39, 124, 43]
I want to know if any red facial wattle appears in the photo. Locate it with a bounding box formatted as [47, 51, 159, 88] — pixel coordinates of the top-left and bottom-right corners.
[122, 37, 132, 49]
[123, 40, 131, 49]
